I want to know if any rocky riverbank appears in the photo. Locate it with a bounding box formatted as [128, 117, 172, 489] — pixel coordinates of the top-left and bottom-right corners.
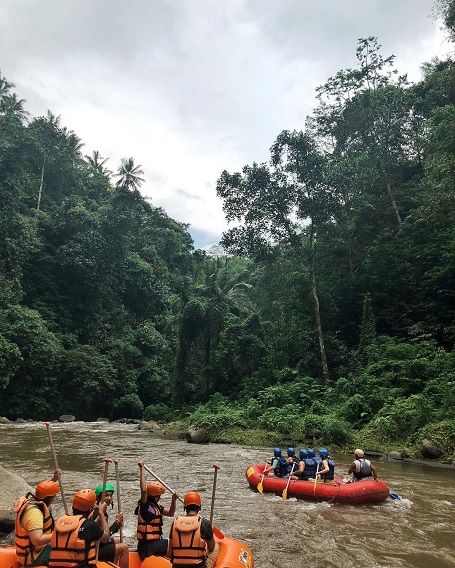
[0, 465, 33, 538]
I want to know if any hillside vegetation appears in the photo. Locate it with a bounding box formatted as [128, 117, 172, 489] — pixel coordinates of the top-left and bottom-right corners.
[1, 2, 455, 461]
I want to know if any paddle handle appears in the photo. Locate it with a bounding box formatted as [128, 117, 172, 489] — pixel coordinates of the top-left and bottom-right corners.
[143, 464, 184, 503]
[313, 464, 320, 494]
[44, 422, 69, 515]
[96, 458, 112, 562]
[114, 460, 123, 543]
[210, 464, 220, 524]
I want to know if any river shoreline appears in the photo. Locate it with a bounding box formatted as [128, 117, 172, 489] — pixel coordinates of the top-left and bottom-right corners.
[2, 418, 455, 469]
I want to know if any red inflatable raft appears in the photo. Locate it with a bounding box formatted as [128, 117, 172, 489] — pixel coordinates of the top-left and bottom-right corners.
[246, 464, 389, 505]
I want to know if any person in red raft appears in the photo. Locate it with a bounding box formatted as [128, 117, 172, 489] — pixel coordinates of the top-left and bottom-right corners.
[348, 448, 378, 481]
[135, 460, 178, 559]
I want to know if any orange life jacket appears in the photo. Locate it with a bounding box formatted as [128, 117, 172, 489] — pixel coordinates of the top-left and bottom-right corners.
[170, 515, 206, 566]
[136, 502, 163, 541]
[48, 515, 96, 568]
[14, 495, 54, 566]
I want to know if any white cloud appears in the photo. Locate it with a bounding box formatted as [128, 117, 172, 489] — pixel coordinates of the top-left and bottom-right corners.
[0, 0, 449, 247]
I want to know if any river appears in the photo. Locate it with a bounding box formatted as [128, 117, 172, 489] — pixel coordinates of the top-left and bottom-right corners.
[0, 422, 454, 567]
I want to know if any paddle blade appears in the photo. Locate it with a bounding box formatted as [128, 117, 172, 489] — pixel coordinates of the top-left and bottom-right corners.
[389, 492, 401, 500]
[213, 526, 224, 540]
[257, 482, 263, 494]
[282, 487, 288, 499]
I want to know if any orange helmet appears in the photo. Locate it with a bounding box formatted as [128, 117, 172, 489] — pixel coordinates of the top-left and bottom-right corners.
[72, 489, 96, 512]
[35, 480, 60, 499]
[184, 491, 201, 509]
[146, 481, 165, 497]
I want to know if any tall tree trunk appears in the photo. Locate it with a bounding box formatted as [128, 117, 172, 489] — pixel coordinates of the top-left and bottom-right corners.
[37, 161, 44, 210]
[308, 225, 330, 384]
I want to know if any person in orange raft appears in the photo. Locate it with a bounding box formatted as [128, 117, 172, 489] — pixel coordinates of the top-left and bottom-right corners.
[14, 470, 61, 567]
[135, 460, 178, 559]
[169, 492, 220, 568]
[48, 488, 110, 568]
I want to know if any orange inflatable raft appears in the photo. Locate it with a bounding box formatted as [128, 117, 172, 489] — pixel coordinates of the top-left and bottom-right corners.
[0, 529, 254, 568]
[246, 464, 389, 505]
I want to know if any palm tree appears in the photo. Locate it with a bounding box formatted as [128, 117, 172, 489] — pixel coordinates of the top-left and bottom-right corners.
[0, 71, 14, 98]
[114, 157, 145, 190]
[85, 150, 112, 177]
[0, 93, 29, 122]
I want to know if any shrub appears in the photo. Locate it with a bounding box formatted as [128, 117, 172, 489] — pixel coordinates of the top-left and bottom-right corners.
[365, 394, 431, 442]
[414, 420, 455, 460]
[257, 404, 301, 434]
[188, 398, 249, 430]
[143, 403, 174, 422]
[111, 394, 144, 419]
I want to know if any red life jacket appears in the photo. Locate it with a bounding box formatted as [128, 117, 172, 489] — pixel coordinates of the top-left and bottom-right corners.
[170, 515, 206, 566]
[14, 496, 54, 566]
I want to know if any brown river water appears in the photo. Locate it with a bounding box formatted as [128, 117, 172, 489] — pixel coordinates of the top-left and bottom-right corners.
[0, 422, 454, 568]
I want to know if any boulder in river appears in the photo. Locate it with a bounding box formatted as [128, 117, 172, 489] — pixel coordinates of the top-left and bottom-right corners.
[186, 427, 210, 444]
[58, 414, 75, 422]
[420, 438, 443, 459]
[138, 420, 163, 433]
[96, 417, 109, 422]
[0, 465, 34, 534]
[0, 417, 11, 424]
[387, 451, 403, 460]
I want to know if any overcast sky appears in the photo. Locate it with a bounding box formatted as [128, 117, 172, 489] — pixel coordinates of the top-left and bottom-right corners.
[0, 0, 449, 248]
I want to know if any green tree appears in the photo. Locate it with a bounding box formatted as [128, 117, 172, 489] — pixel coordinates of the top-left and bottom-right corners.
[115, 157, 145, 191]
[217, 131, 332, 383]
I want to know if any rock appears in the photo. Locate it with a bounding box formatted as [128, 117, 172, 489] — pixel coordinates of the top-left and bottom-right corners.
[387, 452, 403, 460]
[0, 465, 33, 516]
[0, 510, 15, 534]
[364, 449, 383, 457]
[420, 438, 442, 460]
[96, 417, 109, 422]
[0, 417, 10, 424]
[186, 427, 210, 444]
[58, 415, 75, 423]
[138, 421, 162, 432]
[15, 418, 27, 424]
[0, 530, 15, 544]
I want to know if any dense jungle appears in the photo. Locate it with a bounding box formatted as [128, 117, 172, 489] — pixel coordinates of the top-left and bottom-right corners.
[1, 2, 455, 462]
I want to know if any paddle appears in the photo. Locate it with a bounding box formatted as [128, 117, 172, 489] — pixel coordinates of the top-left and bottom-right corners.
[143, 464, 184, 503]
[95, 458, 112, 561]
[210, 464, 220, 524]
[257, 459, 268, 494]
[389, 492, 401, 500]
[282, 463, 295, 500]
[313, 464, 320, 495]
[213, 526, 224, 540]
[44, 421, 69, 515]
[113, 459, 123, 542]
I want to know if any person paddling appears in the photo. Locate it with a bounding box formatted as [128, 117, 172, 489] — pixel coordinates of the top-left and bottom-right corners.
[348, 449, 377, 482]
[135, 460, 178, 559]
[48, 489, 110, 568]
[14, 470, 61, 567]
[169, 492, 220, 568]
[91, 483, 129, 568]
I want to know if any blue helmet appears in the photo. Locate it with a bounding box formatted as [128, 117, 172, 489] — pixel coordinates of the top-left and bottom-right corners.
[307, 448, 315, 458]
[273, 447, 282, 458]
[287, 447, 295, 457]
[299, 449, 308, 460]
[319, 448, 329, 458]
